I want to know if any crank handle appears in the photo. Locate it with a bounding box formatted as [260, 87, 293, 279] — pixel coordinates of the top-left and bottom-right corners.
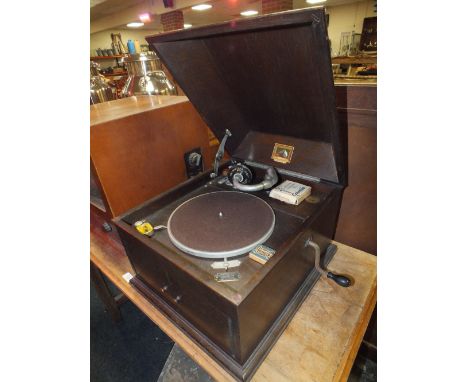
[305, 239, 351, 288]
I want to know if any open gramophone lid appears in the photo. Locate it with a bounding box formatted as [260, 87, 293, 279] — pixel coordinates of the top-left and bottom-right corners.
[167, 191, 275, 259]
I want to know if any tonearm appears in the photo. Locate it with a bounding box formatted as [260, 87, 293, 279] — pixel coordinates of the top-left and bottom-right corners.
[211, 129, 232, 178]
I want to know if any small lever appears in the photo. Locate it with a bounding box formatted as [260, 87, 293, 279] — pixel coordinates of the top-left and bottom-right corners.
[305, 239, 351, 288]
[211, 129, 232, 178]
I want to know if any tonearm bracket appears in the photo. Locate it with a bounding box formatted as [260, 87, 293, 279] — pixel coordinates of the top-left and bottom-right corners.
[211, 129, 232, 178]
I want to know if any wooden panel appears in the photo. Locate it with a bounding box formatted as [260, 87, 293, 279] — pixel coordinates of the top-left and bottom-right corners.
[90, 97, 214, 218]
[336, 121, 376, 255]
[335, 85, 376, 111]
[234, 131, 339, 184]
[334, 85, 377, 255]
[90, 95, 187, 126]
[91, 210, 376, 382]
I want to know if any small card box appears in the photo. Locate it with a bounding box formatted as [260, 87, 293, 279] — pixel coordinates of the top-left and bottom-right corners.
[249, 245, 276, 265]
[269, 180, 312, 205]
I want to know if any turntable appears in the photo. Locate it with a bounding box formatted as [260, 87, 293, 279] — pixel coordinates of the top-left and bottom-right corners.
[167, 191, 275, 259]
[114, 8, 350, 381]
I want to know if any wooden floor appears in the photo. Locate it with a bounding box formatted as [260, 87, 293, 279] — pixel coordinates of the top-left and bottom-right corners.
[91, 214, 376, 382]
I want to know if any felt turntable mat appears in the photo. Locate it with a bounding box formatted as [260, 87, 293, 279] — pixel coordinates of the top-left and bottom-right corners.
[167, 191, 275, 258]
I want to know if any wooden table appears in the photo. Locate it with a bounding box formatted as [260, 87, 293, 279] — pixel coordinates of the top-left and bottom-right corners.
[91, 212, 376, 382]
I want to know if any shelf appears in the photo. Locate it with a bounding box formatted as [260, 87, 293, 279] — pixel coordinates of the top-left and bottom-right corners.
[332, 56, 377, 65]
[90, 55, 125, 60]
[334, 74, 377, 79]
[102, 72, 127, 77]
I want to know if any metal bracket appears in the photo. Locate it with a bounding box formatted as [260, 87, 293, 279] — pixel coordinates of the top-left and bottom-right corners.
[211, 129, 232, 178]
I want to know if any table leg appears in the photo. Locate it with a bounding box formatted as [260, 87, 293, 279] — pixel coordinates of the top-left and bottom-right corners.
[91, 262, 122, 322]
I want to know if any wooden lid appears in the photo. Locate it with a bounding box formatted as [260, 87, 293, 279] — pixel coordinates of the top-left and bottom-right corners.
[146, 8, 345, 184]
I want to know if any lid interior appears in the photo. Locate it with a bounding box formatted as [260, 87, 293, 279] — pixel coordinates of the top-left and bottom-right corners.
[146, 8, 345, 184]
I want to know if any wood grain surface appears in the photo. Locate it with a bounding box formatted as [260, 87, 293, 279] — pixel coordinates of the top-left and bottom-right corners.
[91, 212, 376, 382]
[334, 85, 377, 255]
[90, 96, 214, 218]
[90, 95, 187, 126]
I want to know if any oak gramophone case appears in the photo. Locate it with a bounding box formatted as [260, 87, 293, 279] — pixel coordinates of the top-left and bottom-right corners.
[114, 8, 348, 381]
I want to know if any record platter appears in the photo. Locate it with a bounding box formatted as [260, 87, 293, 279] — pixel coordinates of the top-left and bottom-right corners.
[114, 8, 352, 381]
[167, 191, 275, 259]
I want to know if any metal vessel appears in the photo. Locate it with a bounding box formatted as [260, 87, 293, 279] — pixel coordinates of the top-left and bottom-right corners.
[121, 52, 177, 97]
[90, 62, 114, 104]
